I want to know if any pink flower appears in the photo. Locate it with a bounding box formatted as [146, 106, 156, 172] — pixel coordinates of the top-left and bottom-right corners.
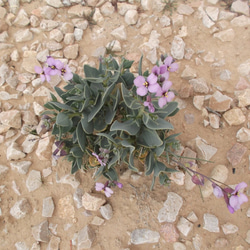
[164, 56, 179, 72]
[191, 174, 204, 186]
[155, 81, 175, 108]
[34, 66, 51, 82]
[95, 182, 105, 191]
[55, 60, 73, 81]
[134, 74, 160, 96]
[114, 181, 123, 188]
[92, 152, 106, 166]
[144, 95, 155, 113]
[46, 57, 61, 76]
[104, 187, 114, 197]
[95, 182, 114, 197]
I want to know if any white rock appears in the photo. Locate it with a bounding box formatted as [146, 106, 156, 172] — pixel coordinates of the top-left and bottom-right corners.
[236, 127, 250, 142]
[213, 29, 235, 42]
[203, 213, 220, 232]
[106, 40, 121, 52]
[231, 0, 249, 16]
[10, 161, 31, 174]
[177, 4, 194, 15]
[45, 0, 63, 8]
[231, 15, 250, 27]
[237, 59, 250, 77]
[36, 133, 53, 160]
[141, 0, 152, 11]
[78, 225, 95, 249]
[100, 203, 113, 220]
[12, 180, 21, 196]
[42, 197, 54, 217]
[205, 7, 219, 22]
[111, 25, 127, 40]
[131, 229, 160, 245]
[10, 198, 31, 219]
[7, 142, 26, 160]
[173, 242, 186, 250]
[15, 242, 29, 250]
[14, 29, 33, 42]
[187, 211, 198, 223]
[22, 134, 39, 154]
[100, 2, 114, 16]
[171, 36, 185, 60]
[246, 230, 250, 244]
[26, 170, 42, 192]
[0, 110, 21, 128]
[59, 174, 80, 189]
[125, 9, 138, 25]
[177, 217, 193, 236]
[159, 15, 171, 27]
[222, 222, 238, 235]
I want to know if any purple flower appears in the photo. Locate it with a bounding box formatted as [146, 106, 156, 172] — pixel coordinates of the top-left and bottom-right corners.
[164, 56, 179, 72]
[144, 95, 155, 113]
[46, 57, 61, 76]
[212, 184, 224, 198]
[95, 182, 114, 197]
[92, 152, 106, 167]
[53, 141, 67, 160]
[55, 60, 73, 81]
[114, 181, 123, 188]
[104, 187, 114, 197]
[229, 182, 248, 212]
[191, 174, 204, 186]
[134, 74, 159, 96]
[34, 66, 51, 82]
[95, 182, 105, 191]
[156, 81, 175, 108]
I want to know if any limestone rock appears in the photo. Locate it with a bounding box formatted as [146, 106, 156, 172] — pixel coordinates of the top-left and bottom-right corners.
[7, 142, 26, 160]
[78, 225, 95, 249]
[203, 213, 219, 232]
[100, 203, 113, 220]
[58, 195, 75, 219]
[36, 133, 53, 160]
[50, 29, 63, 42]
[91, 216, 104, 226]
[237, 59, 250, 77]
[32, 220, 50, 243]
[209, 114, 220, 129]
[106, 40, 121, 52]
[40, 20, 59, 31]
[10, 198, 31, 219]
[26, 170, 42, 192]
[160, 223, 179, 243]
[0, 165, 9, 177]
[236, 127, 250, 142]
[231, 15, 250, 27]
[177, 217, 193, 237]
[171, 36, 185, 60]
[223, 108, 246, 126]
[173, 242, 186, 250]
[59, 174, 80, 189]
[42, 197, 54, 217]
[231, 0, 249, 16]
[181, 65, 197, 80]
[47, 235, 60, 250]
[124, 9, 138, 25]
[111, 25, 127, 40]
[13, 9, 30, 27]
[189, 78, 209, 94]
[100, 2, 114, 17]
[131, 229, 160, 245]
[193, 96, 204, 110]
[205, 7, 219, 22]
[15, 242, 29, 250]
[14, 29, 33, 42]
[73, 188, 83, 208]
[0, 110, 21, 128]
[63, 44, 79, 59]
[177, 4, 194, 15]
[227, 143, 247, 166]
[22, 134, 39, 154]
[158, 192, 183, 223]
[82, 193, 106, 211]
[40, 6, 57, 20]
[213, 29, 235, 42]
[222, 223, 238, 235]
[208, 91, 232, 112]
[10, 161, 31, 174]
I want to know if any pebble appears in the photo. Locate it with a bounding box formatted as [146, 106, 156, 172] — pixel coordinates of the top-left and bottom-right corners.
[131, 228, 160, 245]
[91, 216, 105, 226]
[10, 198, 31, 219]
[208, 90, 232, 112]
[26, 170, 42, 192]
[42, 197, 55, 217]
[125, 9, 138, 25]
[209, 113, 220, 129]
[189, 78, 209, 94]
[160, 223, 179, 243]
[177, 217, 193, 237]
[58, 195, 75, 219]
[213, 29, 235, 42]
[223, 108, 246, 126]
[214, 238, 229, 248]
[15, 242, 29, 250]
[78, 225, 95, 249]
[59, 174, 80, 189]
[10, 161, 31, 174]
[35, 133, 53, 160]
[82, 193, 106, 211]
[100, 203, 113, 220]
[177, 4, 194, 15]
[7, 142, 26, 161]
[171, 36, 185, 60]
[73, 188, 83, 208]
[203, 213, 220, 233]
[158, 192, 183, 223]
[231, 15, 250, 27]
[231, 0, 249, 16]
[181, 65, 197, 80]
[32, 220, 50, 243]
[227, 143, 247, 167]
[219, 69, 231, 81]
[221, 222, 238, 235]
[205, 6, 219, 22]
[47, 235, 60, 250]
[236, 127, 250, 142]
[111, 25, 127, 40]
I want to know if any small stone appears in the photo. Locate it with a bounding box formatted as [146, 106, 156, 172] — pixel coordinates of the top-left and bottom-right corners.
[193, 96, 204, 110]
[91, 216, 104, 226]
[159, 15, 171, 27]
[0, 110, 21, 128]
[203, 213, 220, 233]
[58, 195, 75, 219]
[22, 134, 39, 154]
[7, 142, 26, 161]
[47, 235, 60, 250]
[10, 161, 31, 175]
[205, 7, 219, 22]
[209, 114, 220, 129]
[78, 225, 95, 249]
[40, 6, 57, 20]
[177, 217, 193, 237]
[10, 198, 31, 219]
[236, 127, 250, 142]
[32, 220, 50, 243]
[15, 241, 29, 250]
[172, 14, 184, 28]
[74, 28, 83, 41]
[40, 20, 59, 31]
[14, 29, 33, 43]
[219, 69, 231, 81]
[100, 2, 114, 16]
[42, 197, 54, 217]
[189, 78, 209, 94]
[177, 4, 194, 15]
[235, 77, 250, 90]
[59, 174, 80, 189]
[0, 165, 8, 177]
[231, 0, 249, 16]
[213, 29, 235, 42]
[171, 36, 185, 60]
[158, 192, 183, 223]
[82, 193, 106, 211]
[214, 238, 229, 248]
[63, 44, 79, 59]
[106, 40, 121, 52]
[170, 172, 185, 185]
[36, 133, 53, 160]
[237, 59, 250, 77]
[187, 211, 198, 223]
[160, 223, 179, 243]
[231, 15, 250, 27]
[140, 22, 153, 35]
[45, 0, 63, 8]
[73, 188, 83, 208]
[125, 9, 138, 25]
[227, 143, 247, 167]
[236, 89, 250, 107]
[26, 170, 42, 192]
[208, 91, 232, 112]
[181, 65, 197, 80]
[111, 25, 127, 40]
[50, 29, 63, 42]
[100, 203, 113, 220]
[131, 229, 160, 245]
[222, 223, 238, 235]
[201, 165, 228, 198]
[173, 242, 186, 250]
[223, 108, 246, 126]
[46, 41, 63, 51]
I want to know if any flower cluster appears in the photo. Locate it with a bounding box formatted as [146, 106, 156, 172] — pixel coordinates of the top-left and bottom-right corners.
[134, 56, 178, 112]
[91, 148, 110, 167]
[178, 161, 248, 214]
[95, 181, 123, 197]
[35, 56, 73, 82]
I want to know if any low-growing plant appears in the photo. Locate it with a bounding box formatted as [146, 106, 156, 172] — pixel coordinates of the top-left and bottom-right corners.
[35, 55, 248, 213]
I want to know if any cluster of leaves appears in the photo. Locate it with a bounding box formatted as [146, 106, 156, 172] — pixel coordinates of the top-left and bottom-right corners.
[43, 56, 180, 189]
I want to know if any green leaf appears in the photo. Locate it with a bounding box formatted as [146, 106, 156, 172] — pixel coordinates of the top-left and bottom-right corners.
[97, 133, 116, 144]
[71, 158, 82, 174]
[120, 72, 134, 89]
[70, 146, 84, 158]
[50, 92, 57, 101]
[143, 113, 174, 130]
[121, 140, 138, 172]
[49, 102, 74, 112]
[105, 105, 116, 124]
[155, 102, 178, 119]
[88, 94, 104, 122]
[110, 120, 140, 135]
[137, 127, 163, 148]
[56, 113, 73, 128]
[94, 165, 105, 178]
[54, 87, 65, 99]
[108, 154, 119, 169]
[81, 113, 94, 134]
[76, 122, 86, 151]
[121, 84, 141, 110]
[113, 88, 120, 111]
[94, 117, 107, 132]
[123, 59, 134, 69]
[145, 151, 155, 176]
[84, 65, 103, 83]
[159, 173, 170, 185]
[103, 167, 118, 181]
[138, 55, 143, 76]
[41, 110, 57, 116]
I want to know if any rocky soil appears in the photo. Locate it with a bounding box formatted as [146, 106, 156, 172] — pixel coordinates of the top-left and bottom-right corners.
[0, 0, 250, 249]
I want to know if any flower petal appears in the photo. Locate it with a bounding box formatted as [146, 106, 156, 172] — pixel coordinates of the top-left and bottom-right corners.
[227, 205, 235, 214]
[134, 76, 145, 87]
[234, 182, 247, 193]
[169, 62, 179, 72]
[162, 81, 172, 92]
[238, 193, 248, 204]
[147, 73, 157, 85]
[136, 86, 148, 96]
[148, 83, 160, 93]
[229, 196, 241, 210]
[35, 66, 43, 74]
[213, 185, 224, 198]
[158, 97, 167, 108]
[164, 56, 173, 66]
[166, 91, 175, 102]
